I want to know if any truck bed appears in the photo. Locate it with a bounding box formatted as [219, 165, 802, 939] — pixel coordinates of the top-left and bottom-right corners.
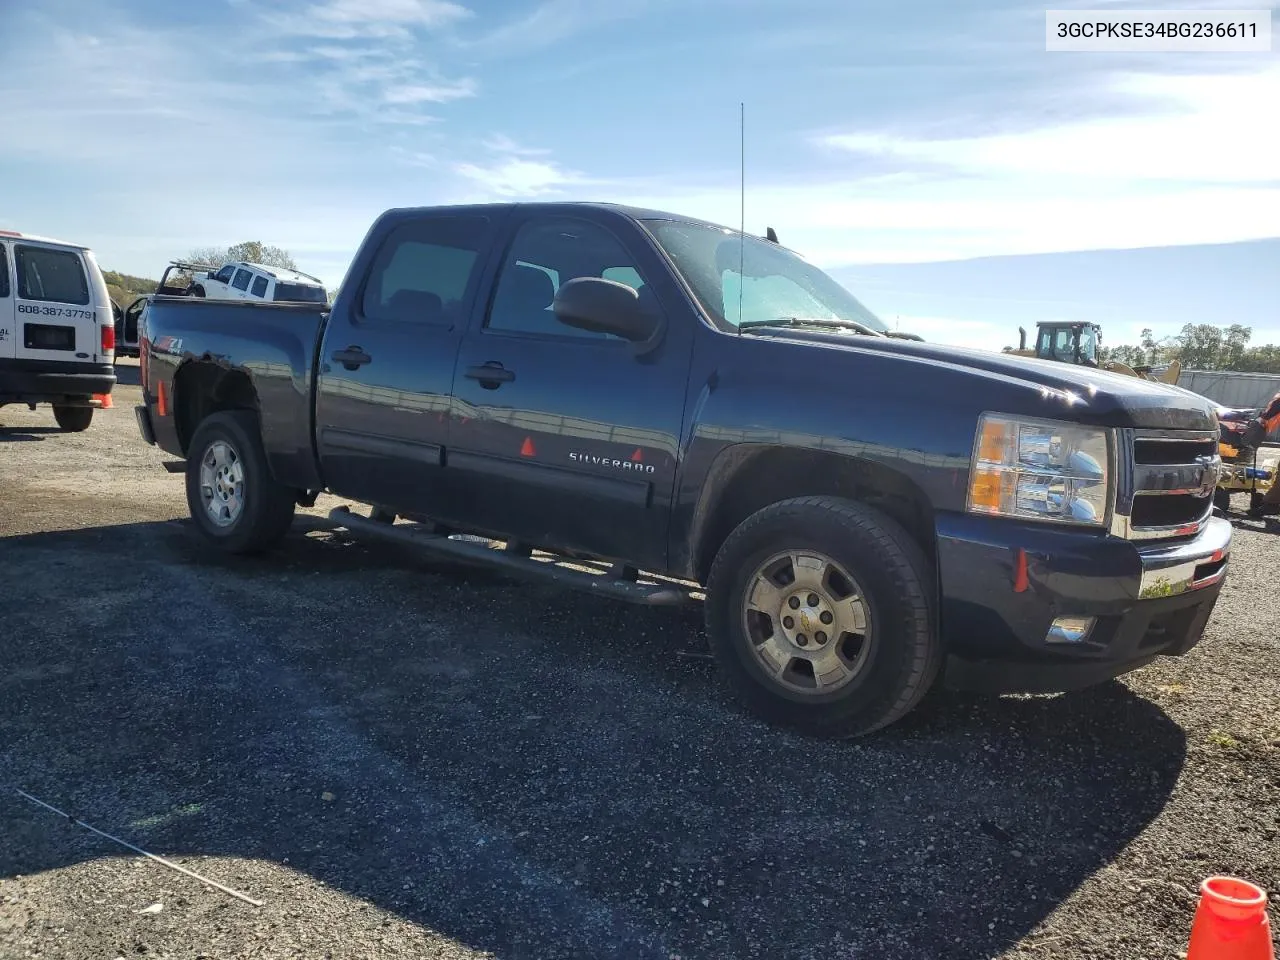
[140, 296, 329, 489]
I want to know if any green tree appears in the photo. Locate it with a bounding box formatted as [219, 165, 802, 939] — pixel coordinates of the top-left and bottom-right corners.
[188, 241, 298, 271]
[1175, 323, 1227, 370]
[1240, 345, 1280, 374]
[1221, 324, 1253, 370]
[102, 269, 159, 307]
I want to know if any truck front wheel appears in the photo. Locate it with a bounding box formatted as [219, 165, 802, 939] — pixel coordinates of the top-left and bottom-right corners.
[185, 410, 296, 554]
[704, 496, 940, 738]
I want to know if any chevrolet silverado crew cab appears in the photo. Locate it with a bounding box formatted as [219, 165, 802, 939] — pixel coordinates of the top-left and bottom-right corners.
[132, 202, 1231, 738]
[188, 261, 328, 303]
[0, 229, 116, 431]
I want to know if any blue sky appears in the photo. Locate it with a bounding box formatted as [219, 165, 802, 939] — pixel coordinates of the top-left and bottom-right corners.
[1, 0, 1276, 349]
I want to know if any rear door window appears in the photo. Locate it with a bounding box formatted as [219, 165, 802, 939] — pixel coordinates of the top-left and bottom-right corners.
[15, 245, 89, 304]
[361, 216, 489, 324]
[251, 275, 268, 298]
[0, 244, 10, 298]
[232, 268, 253, 292]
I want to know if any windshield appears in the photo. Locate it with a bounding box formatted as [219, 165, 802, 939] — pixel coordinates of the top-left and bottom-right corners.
[640, 219, 889, 334]
[1043, 325, 1097, 363]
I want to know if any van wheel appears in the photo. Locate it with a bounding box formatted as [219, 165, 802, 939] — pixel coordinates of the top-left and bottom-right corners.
[53, 405, 93, 432]
[185, 411, 296, 554]
[704, 496, 939, 739]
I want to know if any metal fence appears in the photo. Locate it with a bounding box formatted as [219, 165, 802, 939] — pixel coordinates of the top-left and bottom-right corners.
[1176, 369, 1280, 410]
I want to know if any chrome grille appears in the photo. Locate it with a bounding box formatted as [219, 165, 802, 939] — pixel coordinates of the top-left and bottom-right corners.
[1110, 428, 1219, 540]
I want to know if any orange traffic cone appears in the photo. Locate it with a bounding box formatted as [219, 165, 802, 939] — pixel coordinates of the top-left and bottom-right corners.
[93, 393, 113, 409]
[1187, 876, 1275, 960]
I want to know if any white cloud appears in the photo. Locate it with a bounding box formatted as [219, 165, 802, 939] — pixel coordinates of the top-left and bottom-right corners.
[312, 0, 470, 26]
[451, 136, 588, 197]
[454, 158, 581, 197]
[823, 67, 1280, 184]
[481, 134, 552, 157]
[268, 0, 472, 39]
[383, 79, 476, 103]
[596, 64, 1280, 267]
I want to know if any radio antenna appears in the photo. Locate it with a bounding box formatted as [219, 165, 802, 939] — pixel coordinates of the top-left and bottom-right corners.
[738, 101, 745, 326]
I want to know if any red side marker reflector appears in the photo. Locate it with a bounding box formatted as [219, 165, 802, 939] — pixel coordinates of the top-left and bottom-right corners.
[631, 448, 643, 461]
[520, 437, 536, 457]
[156, 380, 168, 417]
[1013, 548, 1029, 593]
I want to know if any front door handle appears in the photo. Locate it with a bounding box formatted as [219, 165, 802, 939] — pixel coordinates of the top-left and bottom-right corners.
[464, 362, 515, 388]
[332, 346, 372, 370]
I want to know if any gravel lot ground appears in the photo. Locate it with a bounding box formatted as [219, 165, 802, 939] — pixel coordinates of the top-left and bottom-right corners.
[1, 360, 1277, 960]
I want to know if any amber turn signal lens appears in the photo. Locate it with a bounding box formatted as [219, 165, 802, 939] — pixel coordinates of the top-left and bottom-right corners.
[977, 418, 1013, 464]
[969, 466, 1014, 512]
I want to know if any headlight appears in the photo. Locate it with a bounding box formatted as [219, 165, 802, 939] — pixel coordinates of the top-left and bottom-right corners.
[967, 414, 1111, 526]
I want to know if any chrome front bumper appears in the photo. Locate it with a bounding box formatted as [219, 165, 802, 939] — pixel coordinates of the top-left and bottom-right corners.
[1136, 515, 1232, 599]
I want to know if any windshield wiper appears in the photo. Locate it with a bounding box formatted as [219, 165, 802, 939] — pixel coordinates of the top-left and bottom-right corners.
[737, 317, 885, 337]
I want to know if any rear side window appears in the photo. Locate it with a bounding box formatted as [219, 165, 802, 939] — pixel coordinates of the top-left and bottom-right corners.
[362, 216, 488, 324]
[0, 245, 9, 298]
[251, 275, 268, 298]
[232, 268, 253, 291]
[274, 282, 327, 303]
[15, 245, 89, 304]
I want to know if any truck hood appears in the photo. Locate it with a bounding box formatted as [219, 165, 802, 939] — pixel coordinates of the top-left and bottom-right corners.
[762, 328, 1217, 432]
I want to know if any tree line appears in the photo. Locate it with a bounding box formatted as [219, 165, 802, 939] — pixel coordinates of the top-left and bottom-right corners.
[1101, 324, 1280, 374]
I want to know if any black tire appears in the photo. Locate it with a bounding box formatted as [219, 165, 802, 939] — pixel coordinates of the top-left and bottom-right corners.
[52, 405, 93, 432]
[189, 285, 206, 298]
[1214, 488, 1231, 513]
[184, 410, 296, 555]
[704, 495, 939, 738]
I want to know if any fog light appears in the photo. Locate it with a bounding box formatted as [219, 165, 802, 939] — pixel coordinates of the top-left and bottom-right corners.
[1046, 616, 1095, 644]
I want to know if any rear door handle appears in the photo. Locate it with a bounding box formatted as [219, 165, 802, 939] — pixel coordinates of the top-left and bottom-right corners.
[332, 346, 372, 370]
[464, 362, 515, 388]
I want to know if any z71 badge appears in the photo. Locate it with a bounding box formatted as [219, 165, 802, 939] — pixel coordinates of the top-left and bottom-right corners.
[569, 451, 656, 474]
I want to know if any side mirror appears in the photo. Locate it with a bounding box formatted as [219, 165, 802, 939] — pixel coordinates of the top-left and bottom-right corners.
[552, 277, 660, 344]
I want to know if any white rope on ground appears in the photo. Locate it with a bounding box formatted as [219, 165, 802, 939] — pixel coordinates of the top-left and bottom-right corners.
[13, 788, 264, 907]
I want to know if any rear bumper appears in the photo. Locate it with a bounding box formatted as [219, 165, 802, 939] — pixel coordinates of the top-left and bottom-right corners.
[936, 511, 1230, 694]
[0, 358, 116, 404]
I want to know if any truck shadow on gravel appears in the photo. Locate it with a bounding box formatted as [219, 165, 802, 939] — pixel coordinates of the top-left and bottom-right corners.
[1, 518, 1188, 960]
[0, 425, 60, 442]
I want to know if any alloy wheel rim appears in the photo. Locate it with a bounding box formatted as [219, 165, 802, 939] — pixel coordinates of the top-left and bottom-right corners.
[741, 550, 873, 696]
[199, 440, 245, 527]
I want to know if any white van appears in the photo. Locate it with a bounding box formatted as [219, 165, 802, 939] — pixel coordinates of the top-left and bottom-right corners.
[0, 230, 116, 431]
[188, 261, 328, 303]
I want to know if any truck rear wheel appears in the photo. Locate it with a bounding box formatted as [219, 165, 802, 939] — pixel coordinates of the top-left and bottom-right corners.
[52, 405, 93, 432]
[704, 496, 939, 738]
[185, 410, 296, 554]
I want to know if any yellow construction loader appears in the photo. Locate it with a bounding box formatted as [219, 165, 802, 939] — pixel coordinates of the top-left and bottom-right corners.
[1003, 321, 1181, 384]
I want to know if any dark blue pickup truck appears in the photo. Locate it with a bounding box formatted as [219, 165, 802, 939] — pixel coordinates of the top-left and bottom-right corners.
[134, 202, 1231, 737]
